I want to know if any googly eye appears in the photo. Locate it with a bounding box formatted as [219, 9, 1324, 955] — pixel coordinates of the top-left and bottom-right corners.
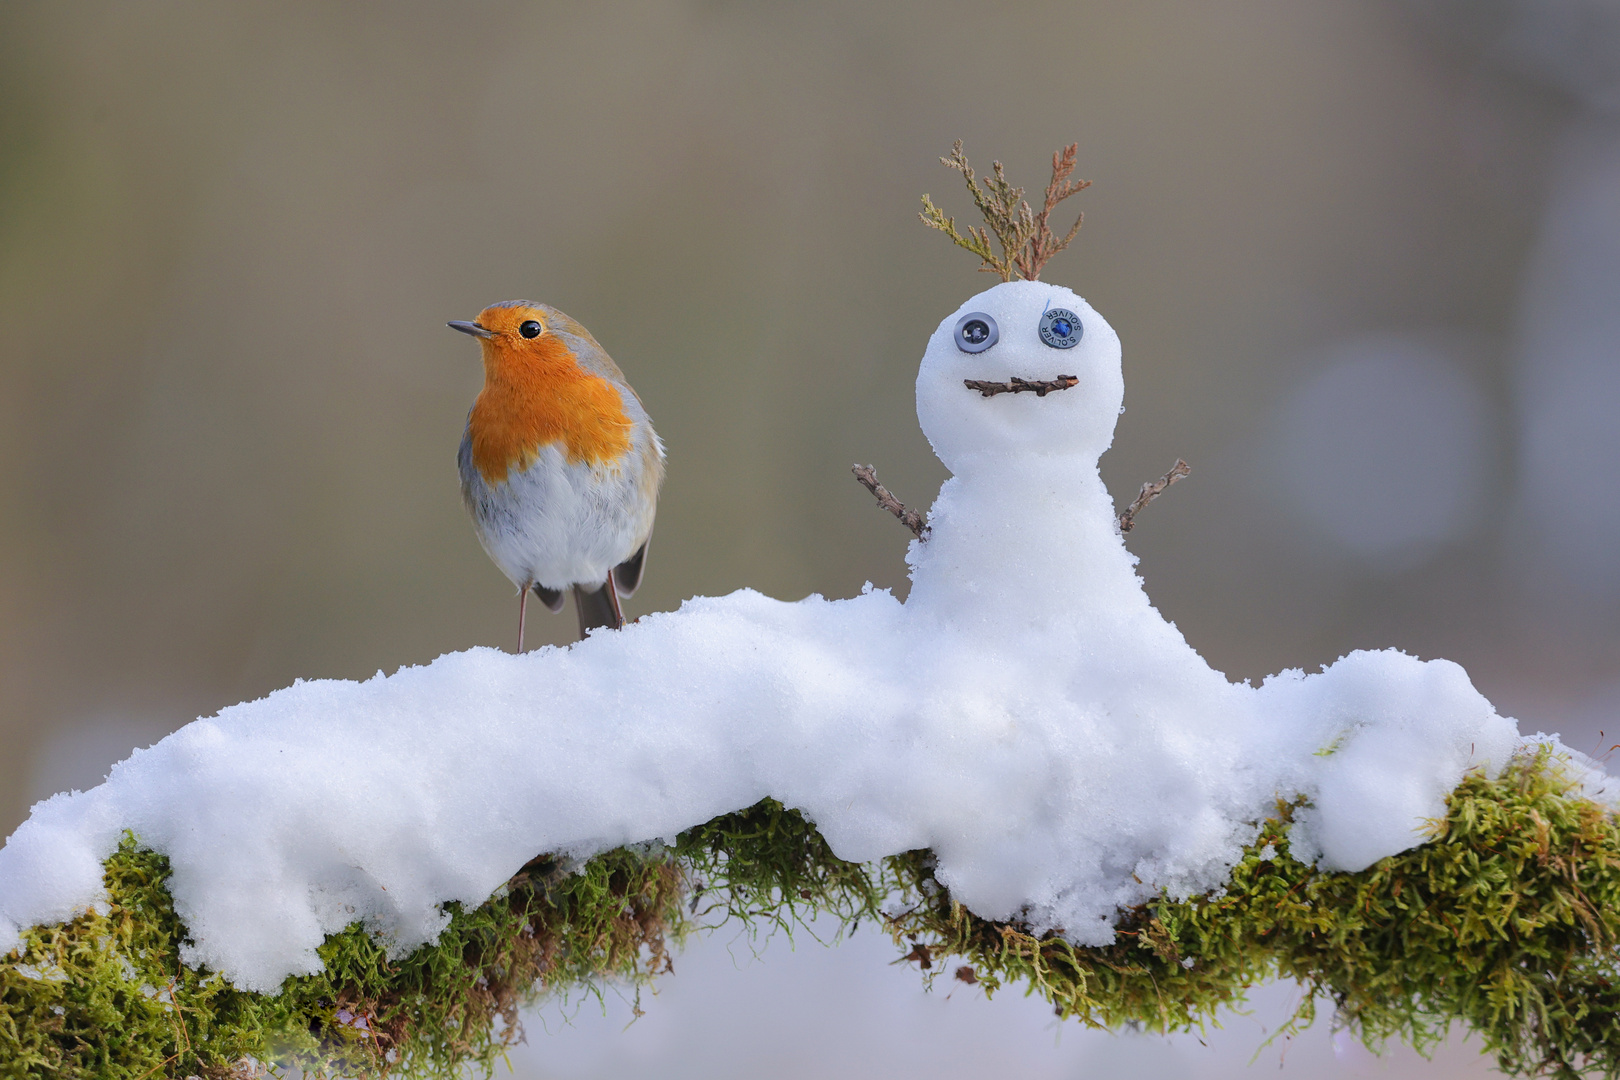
[1038, 308, 1082, 349]
[954, 312, 999, 353]
[518, 320, 544, 339]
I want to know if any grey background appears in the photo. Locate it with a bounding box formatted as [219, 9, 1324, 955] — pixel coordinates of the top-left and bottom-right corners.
[3, 3, 1617, 1076]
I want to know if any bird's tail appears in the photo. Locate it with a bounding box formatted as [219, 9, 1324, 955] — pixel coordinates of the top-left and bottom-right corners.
[572, 570, 624, 637]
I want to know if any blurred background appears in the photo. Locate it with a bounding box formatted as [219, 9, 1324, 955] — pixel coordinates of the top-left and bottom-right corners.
[3, 1, 1618, 1076]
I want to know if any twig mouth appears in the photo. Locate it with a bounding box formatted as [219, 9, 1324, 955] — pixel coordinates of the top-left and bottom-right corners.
[963, 376, 1079, 398]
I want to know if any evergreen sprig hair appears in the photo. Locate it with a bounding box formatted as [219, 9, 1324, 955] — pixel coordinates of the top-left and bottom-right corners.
[920, 141, 1090, 281]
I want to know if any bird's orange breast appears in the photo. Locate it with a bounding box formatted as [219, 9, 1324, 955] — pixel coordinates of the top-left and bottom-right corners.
[467, 336, 633, 484]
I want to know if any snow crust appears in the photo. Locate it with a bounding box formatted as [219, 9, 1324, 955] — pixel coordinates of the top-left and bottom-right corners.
[0, 280, 1588, 993]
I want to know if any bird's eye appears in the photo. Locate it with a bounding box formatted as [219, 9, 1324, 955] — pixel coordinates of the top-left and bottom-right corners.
[1039, 308, 1082, 349]
[519, 320, 544, 339]
[954, 312, 999, 353]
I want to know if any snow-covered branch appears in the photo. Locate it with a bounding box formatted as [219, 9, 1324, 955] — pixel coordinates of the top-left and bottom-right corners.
[6, 752, 1620, 1078]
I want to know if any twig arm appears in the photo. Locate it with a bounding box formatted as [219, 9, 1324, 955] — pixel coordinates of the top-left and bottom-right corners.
[1118, 459, 1191, 534]
[852, 464, 928, 540]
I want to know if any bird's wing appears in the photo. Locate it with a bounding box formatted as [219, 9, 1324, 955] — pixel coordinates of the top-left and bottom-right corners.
[572, 578, 624, 636]
[613, 535, 651, 598]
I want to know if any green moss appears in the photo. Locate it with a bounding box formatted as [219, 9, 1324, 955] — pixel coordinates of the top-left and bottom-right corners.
[0, 844, 685, 1078]
[884, 748, 1620, 1079]
[676, 794, 884, 935]
[3, 748, 1618, 1078]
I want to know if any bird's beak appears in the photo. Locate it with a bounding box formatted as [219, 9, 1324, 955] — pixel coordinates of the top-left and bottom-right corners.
[447, 320, 496, 339]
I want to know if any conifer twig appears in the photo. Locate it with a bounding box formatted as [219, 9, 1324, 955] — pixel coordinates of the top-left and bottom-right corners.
[919, 141, 1090, 281]
[852, 464, 928, 540]
[1013, 144, 1090, 281]
[919, 142, 1012, 279]
[1118, 460, 1191, 534]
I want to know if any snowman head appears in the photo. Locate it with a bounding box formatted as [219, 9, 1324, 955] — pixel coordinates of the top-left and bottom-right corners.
[915, 280, 1124, 475]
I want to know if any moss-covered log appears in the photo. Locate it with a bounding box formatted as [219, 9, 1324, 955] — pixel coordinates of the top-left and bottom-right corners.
[2, 748, 1617, 1079]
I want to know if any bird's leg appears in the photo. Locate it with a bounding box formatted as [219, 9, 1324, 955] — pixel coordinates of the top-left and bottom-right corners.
[518, 582, 531, 654]
[605, 568, 624, 627]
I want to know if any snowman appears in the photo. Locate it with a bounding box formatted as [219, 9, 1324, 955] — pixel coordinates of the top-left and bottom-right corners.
[887, 143, 1526, 937]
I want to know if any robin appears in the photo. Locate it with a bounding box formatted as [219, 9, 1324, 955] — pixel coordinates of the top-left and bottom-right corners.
[449, 301, 663, 649]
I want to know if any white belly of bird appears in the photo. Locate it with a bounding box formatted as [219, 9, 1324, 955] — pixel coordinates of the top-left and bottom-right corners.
[467, 442, 651, 591]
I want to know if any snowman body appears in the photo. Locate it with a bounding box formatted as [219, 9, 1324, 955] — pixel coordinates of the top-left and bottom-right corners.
[896, 282, 1256, 933]
[896, 280, 1518, 934]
